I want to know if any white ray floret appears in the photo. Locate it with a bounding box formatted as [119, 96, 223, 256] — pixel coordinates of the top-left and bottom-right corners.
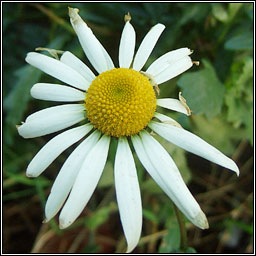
[69, 8, 114, 74]
[60, 51, 95, 86]
[18, 104, 85, 138]
[59, 135, 110, 229]
[132, 131, 209, 229]
[146, 47, 192, 77]
[25, 52, 88, 90]
[154, 112, 182, 128]
[26, 124, 93, 178]
[119, 19, 136, 68]
[115, 137, 142, 253]
[133, 23, 165, 71]
[45, 130, 101, 222]
[31, 83, 85, 102]
[149, 121, 239, 176]
[157, 98, 190, 115]
[154, 56, 193, 85]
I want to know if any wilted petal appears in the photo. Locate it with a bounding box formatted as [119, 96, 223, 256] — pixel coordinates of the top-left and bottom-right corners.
[157, 98, 190, 115]
[69, 8, 114, 74]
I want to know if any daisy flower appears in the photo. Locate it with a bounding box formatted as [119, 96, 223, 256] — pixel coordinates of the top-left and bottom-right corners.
[18, 8, 239, 253]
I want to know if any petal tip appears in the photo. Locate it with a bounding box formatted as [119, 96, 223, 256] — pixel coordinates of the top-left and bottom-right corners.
[68, 7, 82, 25]
[125, 244, 136, 253]
[42, 218, 50, 224]
[235, 166, 240, 177]
[156, 23, 166, 30]
[59, 221, 66, 230]
[194, 210, 209, 230]
[59, 217, 72, 229]
[26, 171, 37, 178]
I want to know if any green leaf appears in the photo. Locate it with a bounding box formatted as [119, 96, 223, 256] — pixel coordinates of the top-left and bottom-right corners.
[141, 176, 165, 195]
[142, 208, 159, 223]
[228, 3, 243, 20]
[3, 34, 71, 146]
[97, 161, 114, 188]
[191, 114, 244, 155]
[84, 203, 116, 231]
[211, 3, 228, 23]
[177, 59, 225, 119]
[3, 66, 42, 145]
[185, 247, 197, 253]
[158, 220, 180, 253]
[225, 32, 253, 50]
[225, 58, 253, 144]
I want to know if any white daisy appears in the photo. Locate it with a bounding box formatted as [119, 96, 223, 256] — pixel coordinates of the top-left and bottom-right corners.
[18, 8, 239, 253]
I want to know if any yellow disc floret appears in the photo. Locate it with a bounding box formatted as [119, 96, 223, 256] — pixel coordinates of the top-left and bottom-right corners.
[85, 68, 156, 137]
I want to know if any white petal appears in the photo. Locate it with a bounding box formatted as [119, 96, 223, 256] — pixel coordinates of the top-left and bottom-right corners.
[153, 56, 193, 85]
[60, 51, 95, 87]
[149, 121, 239, 175]
[132, 131, 209, 229]
[115, 137, 142, 253]
[18, 104, 86, 138]
[44, 130, 101, 222]
[25, 52, 88, 90]
[146, 48, 192, 77]
[59, 134, 110, 229]
[69, 8, 114, 74]
[154, 112, 182, 128]
[31, 83, 85, 102]
[26, 124, 93, 177]
[133, 23, 165, 71]
[157, 98, 189, 115]
[119, 21, 136, 68]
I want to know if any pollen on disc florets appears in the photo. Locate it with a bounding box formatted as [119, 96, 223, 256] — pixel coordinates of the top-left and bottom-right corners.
[85, 68, 157, 137]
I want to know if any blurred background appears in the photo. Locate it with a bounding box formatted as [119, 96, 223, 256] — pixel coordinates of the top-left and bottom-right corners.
[3, 2, 253, 254]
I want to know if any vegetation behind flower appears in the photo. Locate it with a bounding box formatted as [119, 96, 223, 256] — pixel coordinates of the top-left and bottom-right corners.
[3, 2, 253, 253]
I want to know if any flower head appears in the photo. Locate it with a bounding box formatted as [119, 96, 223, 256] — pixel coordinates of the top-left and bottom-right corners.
[18, 8, 239, 253]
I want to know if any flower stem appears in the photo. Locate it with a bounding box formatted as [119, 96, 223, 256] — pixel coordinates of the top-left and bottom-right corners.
[173, 203, 187, 251]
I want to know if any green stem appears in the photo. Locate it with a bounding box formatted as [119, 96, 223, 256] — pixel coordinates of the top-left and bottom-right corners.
[173, 203, 187, 251]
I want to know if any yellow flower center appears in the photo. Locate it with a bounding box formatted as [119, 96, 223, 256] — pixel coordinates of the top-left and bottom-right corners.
[85, 68, 156, 137]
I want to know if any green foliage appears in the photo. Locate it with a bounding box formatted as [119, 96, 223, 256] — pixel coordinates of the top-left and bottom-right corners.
[158, 220, 180, 252]
[225, 32, 253, 50]
[177, 59, 225, 119]
[225, 57, 253, 144]
[84, 203, 117, 231]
